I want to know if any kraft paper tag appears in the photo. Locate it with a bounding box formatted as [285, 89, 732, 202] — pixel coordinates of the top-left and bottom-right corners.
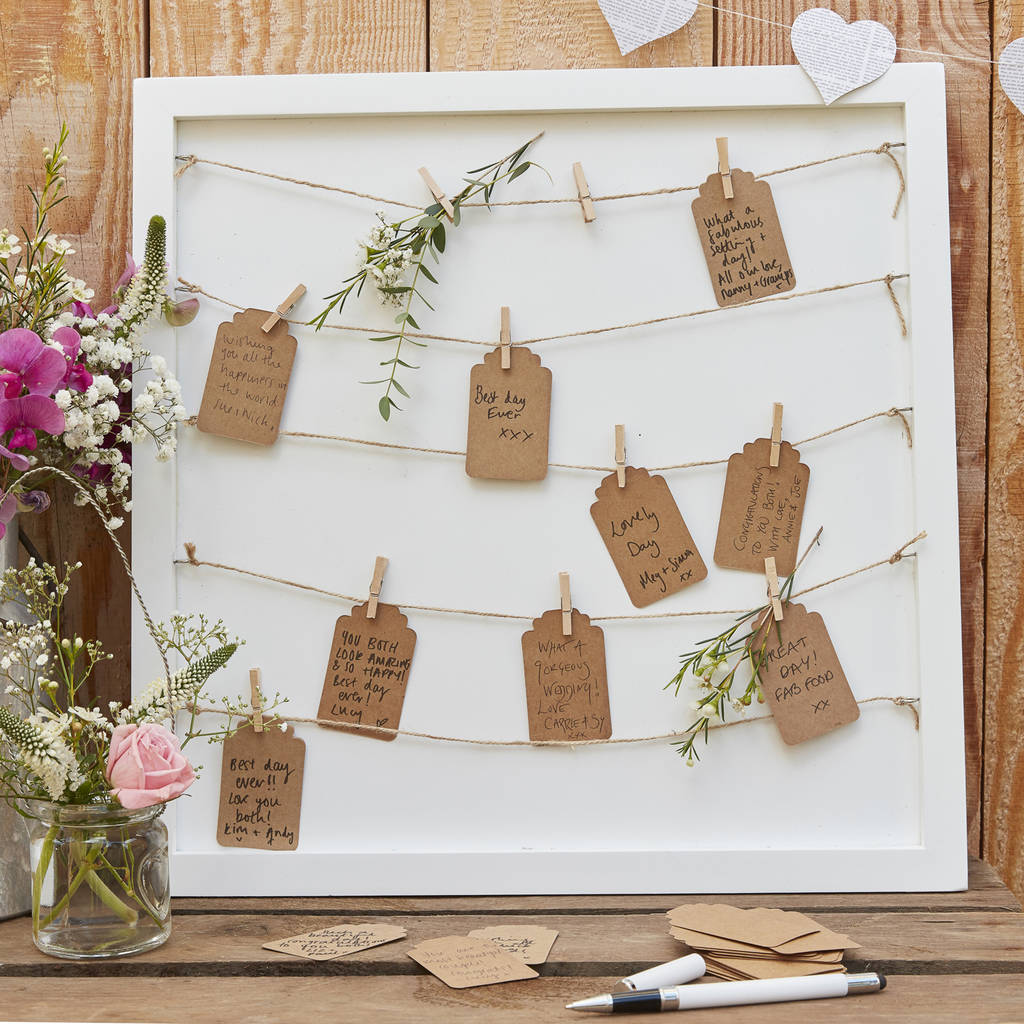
[666, 904, 818, 948]
[691, 170, 795, 306]
[467, 926, 559, 965]
[317, 601, 416, 742]
[715, 438, 809, 576]
[466, 346, 552, 481]
[753, 603, 860, 745]
[217, 723, 305, 850]
[521, 608, 611, 742]
[590, 466, 708, 607]
[264, 923, 407, 961]
[408, 936, 538, 988]
[197, 309, 297, 444]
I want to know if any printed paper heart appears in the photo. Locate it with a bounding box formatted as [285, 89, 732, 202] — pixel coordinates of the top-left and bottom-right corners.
[998, 38, 1024, 117]
[597, 0, 698, 56]
[791, 8, 897, 106]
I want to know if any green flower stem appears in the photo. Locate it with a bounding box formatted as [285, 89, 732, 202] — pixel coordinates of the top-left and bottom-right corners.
[381, 255, 425, 411]
[30, 825, 58, 932]
[37, 837, 138, 930]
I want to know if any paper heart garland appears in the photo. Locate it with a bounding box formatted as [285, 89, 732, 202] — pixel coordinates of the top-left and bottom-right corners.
[999, 38, 1024, 116]
[598, 0, 698, 56]
[791, 9, 896, 106]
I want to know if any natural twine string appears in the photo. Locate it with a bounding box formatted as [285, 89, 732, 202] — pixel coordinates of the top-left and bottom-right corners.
[175, 531, 926, 625]
[184, 405, 913, 473]
[173, 141, 906, 217]
[176, 272, 910, 345]
[185, 693, 919, 746]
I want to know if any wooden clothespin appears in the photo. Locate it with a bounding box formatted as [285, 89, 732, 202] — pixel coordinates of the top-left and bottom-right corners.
[500, 306, 512, 370]
[559, 572, 573, 637]
[615, 424, 626, 488]
[764, 557, 784, 622]
[573, 162, 596, 223]
[249, 667, 264, 734]
[418, 167, 455, 221]
[262, 284, 306, 333]
[770, 402, 784, 468]
[716, 137, 734, 201]
[367, 556, 389, 620]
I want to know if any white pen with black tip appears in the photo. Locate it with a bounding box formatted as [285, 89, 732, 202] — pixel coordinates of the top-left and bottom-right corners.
[566, 971, 886, 1013]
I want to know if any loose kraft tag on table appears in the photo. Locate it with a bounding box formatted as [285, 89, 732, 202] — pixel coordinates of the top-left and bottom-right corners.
[753, 602, 859, 745]
[467, 926, 559, 965]
[715, 438, 809, 576]
[264, 923, 407, 961]
[691, 170, 795, 307]
[408, 936, 538, 989]
[521, 608, 611, 742]
[590, 466, 708, 607]
[196, 309, 297, 444]
[466, 346, 552, 481]
[317, 601, 416, 742]
[217, 723, 305, 850]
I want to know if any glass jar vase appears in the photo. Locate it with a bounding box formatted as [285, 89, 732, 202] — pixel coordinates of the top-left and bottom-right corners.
[27, 800, 171, 959]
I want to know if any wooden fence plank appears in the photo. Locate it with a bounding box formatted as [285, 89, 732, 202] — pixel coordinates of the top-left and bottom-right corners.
[986, 0, 1024, 903]
[149, 0, 427, 76]
[715, 0, 991, 861]
[0, 0, 146, 706]
[429, 0, 711, 70]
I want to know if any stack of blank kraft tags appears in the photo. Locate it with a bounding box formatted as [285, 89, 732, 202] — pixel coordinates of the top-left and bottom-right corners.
[665, 904, 860, 981]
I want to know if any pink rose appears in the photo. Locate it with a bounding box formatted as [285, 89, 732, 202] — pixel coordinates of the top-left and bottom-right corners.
[105, 723, 195, 809]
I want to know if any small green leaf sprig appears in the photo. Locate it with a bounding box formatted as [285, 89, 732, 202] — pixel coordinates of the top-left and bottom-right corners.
[310, 133, 544, 421]
[666, 529, 822, 766]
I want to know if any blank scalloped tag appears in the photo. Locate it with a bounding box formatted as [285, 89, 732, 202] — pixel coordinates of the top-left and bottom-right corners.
[791, 9, 896, 106]
[197, 308, 296, 445]
[691, 172, 795, 307]
[217, 723, 305, 850]
[590, 466, 707, 607]
[466, 346, 552, 481]
[753, 603, 859, 745]
[317, 601, 416, 742]
[715, 437, 809, 576]
[521, 608, 611, 742]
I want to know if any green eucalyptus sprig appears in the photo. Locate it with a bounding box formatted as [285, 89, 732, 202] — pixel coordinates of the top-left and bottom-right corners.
[310, 133, 545, 421]
[666, 527, 823, 766]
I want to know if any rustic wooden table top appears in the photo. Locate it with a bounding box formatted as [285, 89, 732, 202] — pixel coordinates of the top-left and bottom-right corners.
[0, 858, 1020, 1023]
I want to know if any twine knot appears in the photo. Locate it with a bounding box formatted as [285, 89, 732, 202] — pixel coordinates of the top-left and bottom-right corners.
[892, 695, 921, 730]
[886, 407, 913, 447]
[174, 154, 199, 179]
[882, 274, 909, 338]
[184, 542, 199, 566]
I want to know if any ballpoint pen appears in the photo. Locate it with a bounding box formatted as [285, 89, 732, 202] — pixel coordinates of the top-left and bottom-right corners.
[566, 971, 885, 1013]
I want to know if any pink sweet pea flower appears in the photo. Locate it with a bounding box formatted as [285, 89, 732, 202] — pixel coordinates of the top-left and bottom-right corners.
[52, 326, 93, 393]
[0, 329, 67, 399]
[106, 723, 195, 809]
[0, 394, 65, 450]
[71, 300, 95, 319]
[114, 252, 137, 295]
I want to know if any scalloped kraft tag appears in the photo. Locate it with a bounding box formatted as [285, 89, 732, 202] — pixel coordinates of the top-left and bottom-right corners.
[590, 466, 708, 607]
[521, 608, 611, 742]
[466, 346, 552, 481]
[317, 601, 416, 742]
[753, 602, 859, 745]
[197, 308, 297, 445]
[691, 170, 795, 307]
[217, 722, 305, 850]
[715, 438, 809, 576]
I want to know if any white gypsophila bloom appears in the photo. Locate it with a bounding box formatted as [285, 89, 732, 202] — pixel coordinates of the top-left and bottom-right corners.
[134, 393, 155, 415]
[155, 443, 174, 462]
[151, 355, 168, 376]
[107, 517, 123, 530]
[53, 390, 72, 410]
[94, 375, 117, 398]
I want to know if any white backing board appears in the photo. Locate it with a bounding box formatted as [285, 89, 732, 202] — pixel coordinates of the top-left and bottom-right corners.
[131, 66, 965, 895]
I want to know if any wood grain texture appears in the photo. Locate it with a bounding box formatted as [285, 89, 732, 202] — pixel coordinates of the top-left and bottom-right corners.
[149, 0, 427, 76]
[429, 0, 711, 70]
[0, 0, 145, 706]
[715, 0, 991, 860]
[986, 0, 1024, 903]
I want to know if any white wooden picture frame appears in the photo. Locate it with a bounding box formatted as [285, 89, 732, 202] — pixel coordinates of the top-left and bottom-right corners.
[132, 65, 965, 895]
